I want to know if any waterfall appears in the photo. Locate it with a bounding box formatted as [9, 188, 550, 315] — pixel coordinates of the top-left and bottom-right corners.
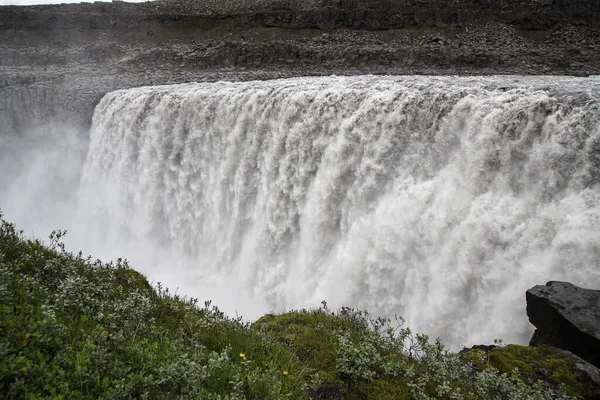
[73, 75, 600, 346]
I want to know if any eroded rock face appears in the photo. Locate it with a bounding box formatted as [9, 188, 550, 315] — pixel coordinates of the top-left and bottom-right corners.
[0, 0, 599, 135]
[527, 281, 600, 368]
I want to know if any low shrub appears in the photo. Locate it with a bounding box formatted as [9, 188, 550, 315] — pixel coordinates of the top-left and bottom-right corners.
[0, 213, 306, 399]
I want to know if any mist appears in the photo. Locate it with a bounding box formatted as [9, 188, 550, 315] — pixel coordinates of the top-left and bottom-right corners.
[0, 122, 269, 322]
[2, 75, 599, 349]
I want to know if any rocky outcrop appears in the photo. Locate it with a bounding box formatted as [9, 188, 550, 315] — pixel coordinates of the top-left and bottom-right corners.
[456, 282, 600, 399]
[527, 281, 600, 369]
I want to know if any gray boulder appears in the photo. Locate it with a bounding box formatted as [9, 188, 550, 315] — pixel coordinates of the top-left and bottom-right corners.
[548, 347, 600, 400]
[527, 281, 600, 368]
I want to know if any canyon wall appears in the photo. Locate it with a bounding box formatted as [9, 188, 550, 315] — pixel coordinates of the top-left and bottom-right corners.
[0, 0, 599, 135]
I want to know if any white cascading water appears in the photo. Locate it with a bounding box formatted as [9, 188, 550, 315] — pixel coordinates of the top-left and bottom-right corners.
[5, 75, 600, 348]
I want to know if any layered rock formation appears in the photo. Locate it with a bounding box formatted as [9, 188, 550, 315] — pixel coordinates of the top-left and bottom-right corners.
[0, 0, 599, 135]
[2, 0, 598, 74]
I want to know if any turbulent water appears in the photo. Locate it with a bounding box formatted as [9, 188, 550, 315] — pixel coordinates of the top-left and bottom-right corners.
[3, 75, 600, 347]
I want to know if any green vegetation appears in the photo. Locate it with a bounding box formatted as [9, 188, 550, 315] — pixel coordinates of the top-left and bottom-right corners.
[460, 344, 591, 399]
[0, 215, 304, 399]
[0, 212, 592, 399]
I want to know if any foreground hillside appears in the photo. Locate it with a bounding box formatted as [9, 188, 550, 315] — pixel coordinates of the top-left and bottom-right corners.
[0, 213, 595, 399]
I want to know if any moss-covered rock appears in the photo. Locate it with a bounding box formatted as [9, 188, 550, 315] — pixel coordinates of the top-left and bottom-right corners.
[253, 310, 415, 399]
[460, 344, 594, 398]
[253, 311, 349, 397]
[254, 312, 338, 369]
[113, 267, 154, 296]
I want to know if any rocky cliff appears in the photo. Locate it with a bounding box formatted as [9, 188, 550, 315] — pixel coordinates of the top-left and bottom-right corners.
[0, 0, 599, 135]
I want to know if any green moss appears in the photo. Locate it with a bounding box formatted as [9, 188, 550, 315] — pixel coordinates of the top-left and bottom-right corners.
[352, 378, 410, 400]
[253, 311, 411, 400]
[114, 267, 154, 296]
[253, 311, 348, 397]
[460, 344, 589, 399]
[254, 311, 340, 371]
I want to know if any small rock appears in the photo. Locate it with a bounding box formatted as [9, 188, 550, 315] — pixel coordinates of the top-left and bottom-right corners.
[572, 71, 590, 77]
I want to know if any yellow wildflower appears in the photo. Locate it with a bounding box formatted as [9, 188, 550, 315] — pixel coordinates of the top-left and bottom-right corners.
[239, 353, 245, 359]
[283, 371, 288, 376]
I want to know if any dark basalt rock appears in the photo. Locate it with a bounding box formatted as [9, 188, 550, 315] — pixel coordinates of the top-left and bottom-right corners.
[527, 281, 600, 369]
